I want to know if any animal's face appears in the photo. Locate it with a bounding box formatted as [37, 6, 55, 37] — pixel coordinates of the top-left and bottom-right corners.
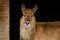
[22, 9, 33, 28]
[21, 3, 38, 28]
[23, 9, 33, 21]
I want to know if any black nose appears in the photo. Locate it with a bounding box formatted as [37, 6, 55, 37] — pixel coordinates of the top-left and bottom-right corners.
[26, 22, 29, 25]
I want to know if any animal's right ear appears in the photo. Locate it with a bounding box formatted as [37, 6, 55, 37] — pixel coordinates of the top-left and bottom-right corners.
[21, 3, 25, 14]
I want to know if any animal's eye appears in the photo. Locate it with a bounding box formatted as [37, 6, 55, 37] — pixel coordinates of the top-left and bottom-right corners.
[23, 14, 25, 17]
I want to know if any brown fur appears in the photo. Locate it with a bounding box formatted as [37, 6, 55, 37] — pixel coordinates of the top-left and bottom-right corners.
[20, 3, 37, 40]
[34, 22, 60, 40]
[20, 3, 60, 40]
[20, 16, 36, 40]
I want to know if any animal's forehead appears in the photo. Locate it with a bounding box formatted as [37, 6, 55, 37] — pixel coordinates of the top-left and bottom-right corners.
[25, 9, 32, 15]
[25, 13, 32, 16]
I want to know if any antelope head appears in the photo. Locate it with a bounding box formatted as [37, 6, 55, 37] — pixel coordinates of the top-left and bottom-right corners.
[21, 3, 38, 28]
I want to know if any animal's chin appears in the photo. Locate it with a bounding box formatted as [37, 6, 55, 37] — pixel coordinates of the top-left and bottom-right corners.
[24, 23, 30, 28]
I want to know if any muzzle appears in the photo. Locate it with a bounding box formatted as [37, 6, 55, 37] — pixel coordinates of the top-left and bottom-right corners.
[24, 21, 30, 28]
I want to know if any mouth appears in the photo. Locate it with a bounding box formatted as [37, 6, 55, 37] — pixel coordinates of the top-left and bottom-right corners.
[24, 21, 30, 28]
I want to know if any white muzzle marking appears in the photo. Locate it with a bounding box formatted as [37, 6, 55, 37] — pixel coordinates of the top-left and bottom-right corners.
[24, 21, 30, 28]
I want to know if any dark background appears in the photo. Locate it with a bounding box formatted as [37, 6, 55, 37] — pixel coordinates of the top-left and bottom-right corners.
[10, 0, 60, 40]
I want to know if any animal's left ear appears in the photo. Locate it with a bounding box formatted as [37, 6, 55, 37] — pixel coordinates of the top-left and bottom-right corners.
[32, 4, 38, 14]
